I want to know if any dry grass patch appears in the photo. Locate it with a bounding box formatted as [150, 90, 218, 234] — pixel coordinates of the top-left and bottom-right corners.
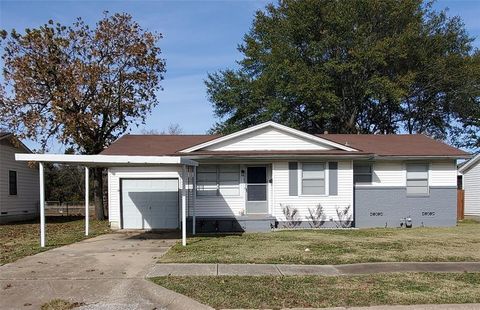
[160, 221, 480, 264]
[0, 216, 110, 265]
[151, 273, 480, 309]
[41, 299, 84, 310]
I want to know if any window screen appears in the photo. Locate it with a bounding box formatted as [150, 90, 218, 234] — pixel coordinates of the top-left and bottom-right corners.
[219, 165, 240, 196]
[197, 165, 240, 196]
[9, 170, 17, 195]
[406, 163, 429, 195]
[301, 163, 325, 195]
[196, 165, 217, 196]
[354, 163, 373, 183]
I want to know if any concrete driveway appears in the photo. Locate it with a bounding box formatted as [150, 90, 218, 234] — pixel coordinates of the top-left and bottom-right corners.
[0, 232, 211, 310]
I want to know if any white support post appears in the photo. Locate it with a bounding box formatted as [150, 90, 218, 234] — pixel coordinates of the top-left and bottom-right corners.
[192, 166, 196, 235]
[39, 162, 45, 247]
[85, 166, 89, 236]
[182, 165, 187, 246]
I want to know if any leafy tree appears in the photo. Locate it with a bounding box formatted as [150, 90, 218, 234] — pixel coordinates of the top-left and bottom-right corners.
[206, 0, 479, 150]
[0, 12, 166, 219]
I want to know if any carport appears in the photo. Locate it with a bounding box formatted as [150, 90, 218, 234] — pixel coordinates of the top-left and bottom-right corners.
[15, 154, 198, 247]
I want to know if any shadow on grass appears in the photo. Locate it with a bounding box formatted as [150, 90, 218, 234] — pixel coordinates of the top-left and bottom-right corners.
[0, 216, 90, 226]
[126, 230, 244, 241]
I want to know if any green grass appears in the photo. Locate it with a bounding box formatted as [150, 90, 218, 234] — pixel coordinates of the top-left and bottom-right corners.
[0, 216, 110, 265]
[151, 273, 480, 309]
[160, 221, 480, 265]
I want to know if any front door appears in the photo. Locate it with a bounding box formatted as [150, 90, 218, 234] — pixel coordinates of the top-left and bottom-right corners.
[246, 166, 268, 214]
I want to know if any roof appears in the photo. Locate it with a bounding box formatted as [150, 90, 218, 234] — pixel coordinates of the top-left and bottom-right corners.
[100, 132, 469, 158]
[317, 134, 469, 157]
[459, 153, 480, 173]
[0, 132, 33, 153]
[100, 135, 219, 156]
[0, 131, 12, 140]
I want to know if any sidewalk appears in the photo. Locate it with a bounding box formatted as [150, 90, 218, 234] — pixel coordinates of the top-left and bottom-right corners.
[148, 261, 480, 277]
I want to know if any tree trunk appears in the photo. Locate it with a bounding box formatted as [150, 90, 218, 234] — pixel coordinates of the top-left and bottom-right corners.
[93, 167, 105, 220]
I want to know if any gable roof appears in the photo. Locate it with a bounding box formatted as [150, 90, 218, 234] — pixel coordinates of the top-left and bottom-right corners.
[317, 134, 470, 157]
[459, 153, 480, 173]
[0, 132, 33, 153]
[100, 125, 470, 158]
[0, 131, 12, 140]
[180, 121, 358, 153]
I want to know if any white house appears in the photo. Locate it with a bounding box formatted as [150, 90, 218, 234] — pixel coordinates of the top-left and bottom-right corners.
[459, 154, 480, 217]
[99, 122, 468, 232]
[15, 121, 470, 242]
[0, 132, 39, 223]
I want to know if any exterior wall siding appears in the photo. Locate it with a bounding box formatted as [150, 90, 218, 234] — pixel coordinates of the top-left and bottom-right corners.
[464, 162, 480, 216]
[107, 159, 458, 230]
[354, 160, 457, 228]
[272, 160, 354, 225]
[206, 127, 333, 151]
[0, 139, 39, 223]
[355, 187, 457, 227]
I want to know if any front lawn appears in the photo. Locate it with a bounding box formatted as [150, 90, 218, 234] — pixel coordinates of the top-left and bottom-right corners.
[0, 216, 110, 265]
[151, 273, 480, 309]
[159, 221, 480, 265]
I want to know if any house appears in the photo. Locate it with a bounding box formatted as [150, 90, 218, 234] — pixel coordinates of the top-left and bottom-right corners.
[0, 132, 39, 223]
[98, 122, 469, 232]
[458, 153, 480, 217]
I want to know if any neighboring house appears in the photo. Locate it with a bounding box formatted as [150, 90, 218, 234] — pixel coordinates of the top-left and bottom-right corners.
[0, 132, 39, 223]
[98, 122, 469, 232]
[458, 154, 480, 217]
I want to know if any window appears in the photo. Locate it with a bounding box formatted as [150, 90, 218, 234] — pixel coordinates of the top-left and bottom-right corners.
[301, 163, 325, 195]
[219, 165, 241, 196]
[196, 165, 217, 196]
[9, 170, 17, 195]
[406, 163, 429, 195]
[354, 163, 373, 183]
[197, 165, 240, 196]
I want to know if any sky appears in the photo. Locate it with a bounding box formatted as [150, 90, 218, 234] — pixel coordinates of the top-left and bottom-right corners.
[0, 0, 479, 152]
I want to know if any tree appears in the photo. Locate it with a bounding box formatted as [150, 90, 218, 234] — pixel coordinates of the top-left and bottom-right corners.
[141, 123, 183, 135]
[0, 12, 166, 219]
[206, 0, 479, 151]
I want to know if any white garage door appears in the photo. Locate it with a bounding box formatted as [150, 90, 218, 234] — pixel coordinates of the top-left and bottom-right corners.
[121, 179, 179, 229]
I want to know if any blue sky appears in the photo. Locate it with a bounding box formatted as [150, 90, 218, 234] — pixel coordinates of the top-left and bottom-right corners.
[0, 0, 479, 152]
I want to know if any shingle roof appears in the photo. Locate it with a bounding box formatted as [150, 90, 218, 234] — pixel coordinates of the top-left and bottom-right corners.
[100, 135, 220, 156]
[100, 132, 469, 158]
[317, 134, 469, 157]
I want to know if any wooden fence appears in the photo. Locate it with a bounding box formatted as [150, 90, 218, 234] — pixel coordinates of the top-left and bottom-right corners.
[457, 189, 465, 220]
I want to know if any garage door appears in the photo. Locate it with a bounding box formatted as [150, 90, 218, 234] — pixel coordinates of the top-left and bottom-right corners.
[121, 179, 179, 229]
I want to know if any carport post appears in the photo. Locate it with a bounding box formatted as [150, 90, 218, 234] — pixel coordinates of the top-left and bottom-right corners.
[39, 162, 45, 247]
[85, 166, 89, 236]
[181, 165, 187, 246]
[192, 166, 196, 235]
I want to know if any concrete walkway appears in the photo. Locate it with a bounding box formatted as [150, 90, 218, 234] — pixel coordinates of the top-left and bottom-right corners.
[0, 232, 212, 310]
[148, 261, 480, 277]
